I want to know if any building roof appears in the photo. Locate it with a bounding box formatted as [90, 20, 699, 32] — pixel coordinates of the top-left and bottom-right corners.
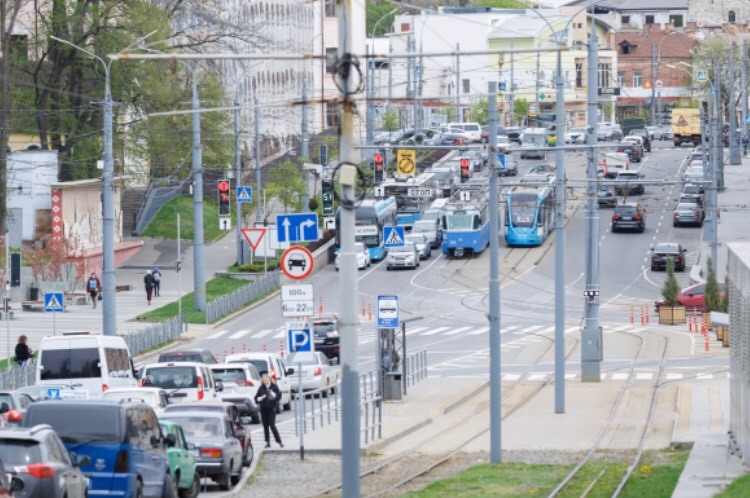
[615, 30, 697, 58]
[564, 0, 688, 11]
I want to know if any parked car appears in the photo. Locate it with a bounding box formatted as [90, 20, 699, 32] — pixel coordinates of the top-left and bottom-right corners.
[565, 127, 588, 144]
[160, 411, 243, 491]
[681, 183, 706, 203]
[23, 400, 174, 498]
[654, 282, 727, 312]
[0, 424, 89, 498]
[615, 170, 645, 195]
[141, 362, 223, 403]
[292, 352, 340, 396]
[650, 243, 687, 271]
[102, 387, 171, 417]
[162, 402, 253, 467]
[224, 353, 293, 412]
[0, 390, 32, 425]
[159, 420, 200, 498]
[335, 242, 371, 271]
[312, 315, 340, 361]
[597, 185, 618, 208]
[683, 165, 704, 183]
[386, 242, 421, 270]
[673, 202, 705, 227]
[209, 364, 261, 423]
[405, 233, 432, 260]
[158, 349, 218, 364]
[411, 219, 442, 249]
[616, 142, 643, 162]
[629, 129, 652, 151]
[611, 203, 646, 233]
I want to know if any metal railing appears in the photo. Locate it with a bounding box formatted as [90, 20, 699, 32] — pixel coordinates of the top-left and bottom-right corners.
[0, 361, 37, 390]
[120, 317, 182, 356]
[403, 349, 428, 394]
[204, 272, 279, 323]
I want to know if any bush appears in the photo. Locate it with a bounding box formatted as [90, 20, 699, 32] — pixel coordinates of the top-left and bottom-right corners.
[237, 260, 279, 272]
[308, 197, 319, 211]
[661, 259, 681, 306]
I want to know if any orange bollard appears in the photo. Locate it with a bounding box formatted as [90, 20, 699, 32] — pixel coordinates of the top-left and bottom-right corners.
[368, 302, 373, 321]
[280, 341, 284, 357]
[223, 350, 227, 360]
[705, 332, 710, 352]
[362, 298, 366, 318]
[630, 306, 634, 325]
[645, 306, 650, 325]
[243, 343, 247, 353]
[319, 297, 323, 315]
[641, 307, 645, 326]
[231, 346, 235, 355]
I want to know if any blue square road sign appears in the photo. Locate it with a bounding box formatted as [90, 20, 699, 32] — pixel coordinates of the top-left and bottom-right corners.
[236, 186, 253, 203]
[383, 226, 405, 248]
[276, 213, 319, 243]
[44, 292, 64, 313]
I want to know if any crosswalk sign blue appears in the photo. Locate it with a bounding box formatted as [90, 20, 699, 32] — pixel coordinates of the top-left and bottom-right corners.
[236, 186, 253, 203]
[384, 226, 405, 248]
[44, 292, 64, 313]
[497, 153, 506, 171]
[276, 213, 319, 243]
[696, 70, 708, 83]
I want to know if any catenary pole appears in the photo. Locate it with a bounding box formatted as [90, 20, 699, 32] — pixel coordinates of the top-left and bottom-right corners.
[535, 50, 540, 123]
[729, 43, 741, 165]
[234, 96, 244, 266]
[456, 43, 460, 120]
[710, 60, 720, 268]
[255, 98, 262, 223]
[487, 82, 502, 463]
[191, 67, 206, 311]
[302, 75, 309, 159]
[582, 3, 601, 381]
[510, 39, 515, 127]
[650, 43, 656, 127]
[337, 0, 360, 496]
[742, 40, 749, 144]
[554, 43, 566, 409]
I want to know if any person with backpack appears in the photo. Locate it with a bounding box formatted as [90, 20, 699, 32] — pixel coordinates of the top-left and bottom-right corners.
[87, 272, 101, 309]
[152, 267, 161, 297]
[144, 270, 155, 305]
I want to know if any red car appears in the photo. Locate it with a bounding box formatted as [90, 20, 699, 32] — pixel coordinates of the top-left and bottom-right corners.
[655, 282, 726, 312]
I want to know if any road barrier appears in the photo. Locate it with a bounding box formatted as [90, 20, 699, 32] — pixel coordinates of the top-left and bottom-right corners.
[204, 272, 280, 324]
[403, 350, 428, 394]
[0, 362, 36, 390]
[121, 317, 182, 356]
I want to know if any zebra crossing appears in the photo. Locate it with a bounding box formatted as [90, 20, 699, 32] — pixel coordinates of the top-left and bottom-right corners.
[430, 370, 729, 382]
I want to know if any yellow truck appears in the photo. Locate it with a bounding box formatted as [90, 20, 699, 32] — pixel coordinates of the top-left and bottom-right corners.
[671, 108, 701, 147]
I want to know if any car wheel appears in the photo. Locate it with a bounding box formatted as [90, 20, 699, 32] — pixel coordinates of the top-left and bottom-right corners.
[251, 411, 261, 424]
[283, 400, 292, 411]
[651, 265, 657, 271]
[673, 222, 678, 227]
[180, 473, 200, 498]
[161, 473, 177, 498]
[243, 441, 254, 467]
[218, 467, 232, 491]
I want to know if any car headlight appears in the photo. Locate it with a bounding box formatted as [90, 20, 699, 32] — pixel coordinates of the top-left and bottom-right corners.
[326, 332, 339, 338]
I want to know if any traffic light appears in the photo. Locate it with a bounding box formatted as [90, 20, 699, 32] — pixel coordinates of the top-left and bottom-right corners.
[374, 153, 384, 183]
[218, 179, 230, 215]
[460, 158, 470, 182]
[322, 179, 334, 215]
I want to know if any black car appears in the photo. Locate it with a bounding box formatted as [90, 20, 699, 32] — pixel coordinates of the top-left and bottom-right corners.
[597, 185, 618, 207]
[616, 142, 643, 162]
[615, 170, 645, 195]
[505, 127, 522, 144]
[650, 243, 687, 272]
[629, 129, 652, 152]
[611, 203, 645, 233]
[312, 315, 340, 360]
[158, 348, 218, 364]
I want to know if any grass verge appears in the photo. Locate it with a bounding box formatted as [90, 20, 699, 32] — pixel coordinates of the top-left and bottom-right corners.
[716, 474, 750, 497]
[142, 195, 249, 243]
[136, 277, 251, 324]
[406, 448, 689, 497]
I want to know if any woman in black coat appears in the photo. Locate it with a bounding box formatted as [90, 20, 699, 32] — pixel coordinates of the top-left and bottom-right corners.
[254, 374, 283, 448]
[14, 335, 32, 367]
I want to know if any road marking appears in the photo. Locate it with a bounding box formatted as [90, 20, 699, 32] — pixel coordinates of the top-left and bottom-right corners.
[520, 325, 545, 333]
[666, 373, 683, 380]
[422, 327, 453, 336]
[468, 327, 490, 335]
[443, 326, 474, 336]
[253, 329, 275, 339]
[565, 373, 576, 380]
[228, 329, 252, 339]
[636, 373, 653, 380]
[612, 373, 629, 380]
[528, 373, 548, 381]
[406, 326, 428, 335]
[207, 330, 229, 339]
[503, 374, 522, 381]
[565, 327, 579, 335]
[697, 373, 714, 380]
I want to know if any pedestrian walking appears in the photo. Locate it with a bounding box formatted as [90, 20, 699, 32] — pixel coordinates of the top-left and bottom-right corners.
[742, 135, 749, 156]
[87, 272, 101, 309]
[255, 374, 283, 448]
[144, 270, 155, 305]
[14, 335, 32, 368]
[152, 267, 161, 297]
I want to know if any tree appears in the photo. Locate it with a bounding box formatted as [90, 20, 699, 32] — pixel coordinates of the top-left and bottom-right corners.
[513, 98, 529, 126]
[366, 0, 399, 37]
[382, 108, 401, 133]
[704, 257, 722, 314]
[471, 97, 488, 126]
[661, 258, 681, 306]
[473, 0, 523, 7]
[266, 160, 305, 213]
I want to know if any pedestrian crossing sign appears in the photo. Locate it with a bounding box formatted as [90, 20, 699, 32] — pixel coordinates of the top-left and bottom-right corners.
[236, 186, 253, 203]
[44, 292, 64, 313]
[676, 116, 688, 127]
[384, 226, 405, 248]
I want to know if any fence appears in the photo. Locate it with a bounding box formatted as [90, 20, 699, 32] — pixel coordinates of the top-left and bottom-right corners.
[0, 361, 37, 390]
[204, 272, 280, 323]
[728, 244, 750, 464]
[120, 317, 182, 356]
[403, 349, 428, 395]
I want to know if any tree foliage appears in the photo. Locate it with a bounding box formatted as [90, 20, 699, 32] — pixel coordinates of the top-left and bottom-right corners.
[703, 257, 725, 313]
[382, 108, 401, 132]
[471, 97, 488, 126]
[266, 160, 305, 213]
[661, 258, 681, 306]
[513, 97, 529, 125]
[473, 0, 523, 7]
[366, 0, 399, 37]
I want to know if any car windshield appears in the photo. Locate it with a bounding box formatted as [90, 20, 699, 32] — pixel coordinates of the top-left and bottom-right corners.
[25, 405, 123, 444]
[229, 359, 269, 376]
[210, 368, 246, 383]
[683, 185, 703, 195]
[314, 320, 336, 334]
[615, 206, 636, 216]
[676, 203, 696, 211]
[412, 221, 434, 233]
[618, 174, 638, 180]
[394, 243, 417, 253]
[40, 348, 102, 380]
[0, 440, 42, 466]
[164, 416, 222, 438]
[446, 215, 473, 230]
[159, 353, 203, 363]
[0, 394, 15, 409]
[144, 366, 198, 389]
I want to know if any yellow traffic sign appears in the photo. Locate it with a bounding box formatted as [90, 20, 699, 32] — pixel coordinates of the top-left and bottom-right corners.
[396, 149, 416, 176]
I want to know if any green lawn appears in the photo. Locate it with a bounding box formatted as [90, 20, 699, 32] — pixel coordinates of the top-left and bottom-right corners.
[136, 277, 251, 324]
[142, 195, 251, 242]
[406, 449, 689, 498]
[716, 474, 750, 497]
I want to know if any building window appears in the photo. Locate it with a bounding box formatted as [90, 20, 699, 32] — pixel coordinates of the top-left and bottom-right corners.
[325, 48, 337, 74]
[575, 61, 583, 88]
[617, 72, 625, 87]
[401, 23, 410, 32]
[645, 15, 655, 25]
[324, 0, 336, 17]
[10, 34, 28, 61]
[462, 78, 470, 94]
[633, 70, 642, 88]
[598, 63, 611, 89]
[326, 103, 339, 127]
[620, 42, 630, 55]
[729, 11, 736, 23]
[669, 15, 683, 28]
[622, 15, 630, 25]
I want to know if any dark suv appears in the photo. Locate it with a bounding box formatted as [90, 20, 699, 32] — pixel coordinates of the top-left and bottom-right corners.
[312, 315, 340, 360]
[650, 243, 687, 272]
[158, 348, 217, 364]
[0, 425, 88, 498]
[616, 142, 643, 162]
[629, 129, 652, 152]
[611, 203, 646, 233]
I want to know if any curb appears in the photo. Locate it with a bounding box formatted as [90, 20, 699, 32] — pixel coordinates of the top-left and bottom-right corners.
[443, 380, 490, 415]
[212, 447, 265, 498]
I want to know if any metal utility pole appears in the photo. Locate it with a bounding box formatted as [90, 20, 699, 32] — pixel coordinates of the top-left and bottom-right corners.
[177, 213, 183, 332]
[656, 50, 662, 127]
[418, 44, 424, 130]
[487, 81, 502, 463]
[535, 50, 540, 123]
[191, 67, 206, 311]
[710, 60, 720, 267]
[234, 96, 244, 266]
[650, 43, 656, 127]
[455, 43, 461, 120]
[365, 45, 373, 163]
[254, 98, 262, 222]
[337, 1, 361, 496]
[729, 43, 741, 165]
[387, 46, 393, 107]
[510, 39, 515, 127]
[302, 75, 309, 159]
[412, 36, 418, 128]
[742, 40, 749, 143]
[554, 43, 566, 411]
[582, 6, 601, 382]
[406, 36, 412, 127]
[101, 60, 116, 336]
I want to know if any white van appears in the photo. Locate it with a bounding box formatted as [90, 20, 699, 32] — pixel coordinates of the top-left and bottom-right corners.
[36, 333, 137, 397]
[225, 352, 293, 411]
[447, 122, 482, 142]
[140, 361, 222, 403]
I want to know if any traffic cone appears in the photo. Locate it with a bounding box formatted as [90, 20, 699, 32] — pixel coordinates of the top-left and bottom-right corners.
[319, 297, 323, 315]
[644, 306, 650, 325]
[231, 346, 235, 355]
[368, 302, 373, 321]
[630, 306, 634, 325]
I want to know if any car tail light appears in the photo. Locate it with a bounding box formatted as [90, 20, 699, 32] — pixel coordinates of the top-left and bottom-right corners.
[676, 255, 682, 260]
[617, 148, 623, 152]
[114, 450, 129, 472]
[313, 367, 322, 376]
[19, 464, 55, 479]
[196, 376, 204, 401]
[674, 212, 679, 217]
[612, 215, 620, 220]
[652, 254, 659, 259]
[634, 215, 642, 220]
[102, 384, 109, 392]
[6, 410, 21, 423]
[235, 380, 254, 387]
[139, 378, 146, 387]
[200, 448, 223, 459]
[271, 369, 277, 382]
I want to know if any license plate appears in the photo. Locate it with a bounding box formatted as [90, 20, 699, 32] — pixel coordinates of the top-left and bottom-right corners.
[168, 392, 187, 398]
[455, 249, 464, 257]
[622, 217, 632, 221]
[314, 339, 324, 344]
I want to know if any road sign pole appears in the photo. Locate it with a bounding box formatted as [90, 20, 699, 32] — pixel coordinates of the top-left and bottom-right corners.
[53, 310, 56, 337]
[298, 364, 304, 460]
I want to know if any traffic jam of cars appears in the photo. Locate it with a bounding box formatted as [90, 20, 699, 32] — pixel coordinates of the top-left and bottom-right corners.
[0, 328, 342, 497]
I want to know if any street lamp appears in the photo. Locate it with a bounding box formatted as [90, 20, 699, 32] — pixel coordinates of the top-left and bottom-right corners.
[50, 31, 155, 336]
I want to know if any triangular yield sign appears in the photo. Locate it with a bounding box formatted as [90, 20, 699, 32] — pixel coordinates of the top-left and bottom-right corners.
[676, 116, 688, 126]
[241, 228, 266, 250]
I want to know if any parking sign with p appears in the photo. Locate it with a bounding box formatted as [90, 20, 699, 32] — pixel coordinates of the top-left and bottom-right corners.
[286, 321, 315, 363]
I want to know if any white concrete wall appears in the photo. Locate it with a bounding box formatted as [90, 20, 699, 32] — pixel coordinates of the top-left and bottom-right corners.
[7, 151, 58, 241]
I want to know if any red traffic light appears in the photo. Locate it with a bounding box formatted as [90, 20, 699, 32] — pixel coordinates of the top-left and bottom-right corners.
[460, 158, 470, 168]
[218, 180, 229, 192]
[374, 153, 384, 164]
